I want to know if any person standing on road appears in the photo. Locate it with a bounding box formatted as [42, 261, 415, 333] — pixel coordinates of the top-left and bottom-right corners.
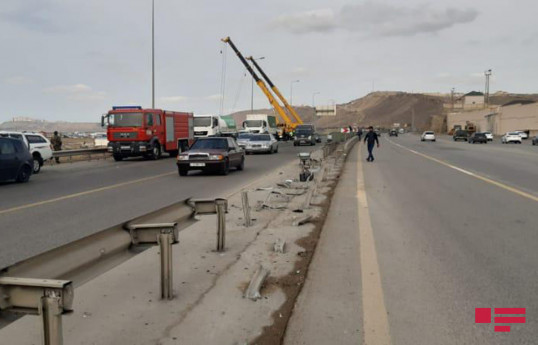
[357, 128, 363, 141]
[363, 126, 379, 162]
[51, 131, 62, 163]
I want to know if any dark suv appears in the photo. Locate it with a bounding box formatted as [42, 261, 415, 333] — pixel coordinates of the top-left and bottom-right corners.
[468, 132, 488, 144]
[453, 130, 469, 141]
[176, 137, 244, 176]
[0, 138, 34, 183]
[389, 129, 398, 137]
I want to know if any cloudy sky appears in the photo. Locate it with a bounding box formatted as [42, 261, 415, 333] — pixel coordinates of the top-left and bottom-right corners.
[1, 0, 537, 123]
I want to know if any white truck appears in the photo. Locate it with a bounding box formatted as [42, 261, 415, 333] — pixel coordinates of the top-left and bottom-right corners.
[193, 115, 236, 137]
[242, 114, 278, 135]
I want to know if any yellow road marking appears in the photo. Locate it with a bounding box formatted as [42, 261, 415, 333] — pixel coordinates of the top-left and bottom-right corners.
[0, 172, 176, 215]
[357, 148, 392, 344]
[387, 138, 538, 203]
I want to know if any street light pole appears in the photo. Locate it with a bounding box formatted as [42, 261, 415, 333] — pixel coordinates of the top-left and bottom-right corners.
[250, 57, 265, 113]
[312, 91, 320, 108]
[484, 69, 492, 108]
[151, 0, 155, 108]
[290, 80, 299, 106]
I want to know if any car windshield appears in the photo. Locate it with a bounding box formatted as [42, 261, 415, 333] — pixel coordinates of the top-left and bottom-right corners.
[296, 130, 312, 135]
[108, 112, 143, 127]
[238, 133, 253, 139]
[475, 133, 486, 137]
[508, 132, 520, 135]
[251, 135, 271, 141]
[190, 138, 228, 150]
[244, 120, 263, 127]
[425, 132, 434, 135]
[194, 117, 212, 127]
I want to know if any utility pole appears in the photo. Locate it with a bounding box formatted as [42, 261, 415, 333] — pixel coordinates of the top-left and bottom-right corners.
[290, 80, 299, 106]
[451, 87, 455, 111]
[250, 57, 265, 113]
[411, 107, 415, 132]
[151, 0, 155, 108]
[312, 91, 320, 108]
[484, 69, 492, 108]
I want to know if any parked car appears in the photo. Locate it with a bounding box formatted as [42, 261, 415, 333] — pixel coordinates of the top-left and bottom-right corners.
[0, 138, 34, 183]
[483, 131, 493, 141]
[389, 129, 398, 137]
[532, 136, 538, 146]
[0, 131, 53, 173]
[245, 134, 278, 154]
[398, 128, 405, 134]
[236, 132, 254, 149]
[515, 131, 529, 139]
[468, 132, 488, 144]
[453, 129, 469, 141]
[501, 132, 522, 144]
[176, 137, 244, 176]
[421, 131, 436, 142]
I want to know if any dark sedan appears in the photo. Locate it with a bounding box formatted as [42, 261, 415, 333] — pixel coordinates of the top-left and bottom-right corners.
[468, 132, 488, 144]
[532, 136, 538, 146]
[0, 138, 33, 183]
[176, 137, 244, 176]
[453, 130, 469, 141]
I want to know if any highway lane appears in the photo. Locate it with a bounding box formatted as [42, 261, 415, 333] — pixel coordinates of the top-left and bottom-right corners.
[360, 136, 538, 344]
[386, 133, 537, 196]
[0, 141, 316, 268]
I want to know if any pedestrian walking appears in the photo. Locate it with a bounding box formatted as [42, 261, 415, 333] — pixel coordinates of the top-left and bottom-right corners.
[357, 128, 363, 141]
[363, 126, 379, 162]
[51, 131, 62, 163]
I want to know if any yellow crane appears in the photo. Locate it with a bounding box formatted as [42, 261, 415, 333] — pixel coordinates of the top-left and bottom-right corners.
[247, 56, 303, 126]
[221, 37, 294, 137]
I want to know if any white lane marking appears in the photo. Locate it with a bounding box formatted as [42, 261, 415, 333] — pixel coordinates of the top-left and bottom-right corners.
[386, 138, 538, 203]
[357, 148, 392, 345]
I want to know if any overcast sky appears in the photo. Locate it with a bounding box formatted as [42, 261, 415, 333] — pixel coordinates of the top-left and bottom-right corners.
[1, 0, 537, 123]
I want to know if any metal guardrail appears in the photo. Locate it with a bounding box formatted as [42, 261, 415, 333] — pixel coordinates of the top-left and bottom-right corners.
[0, 197, 226, 344]
[52, 148, 109, 162]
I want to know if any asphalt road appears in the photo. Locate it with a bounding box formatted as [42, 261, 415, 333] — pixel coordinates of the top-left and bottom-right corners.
[0, 141, 317, 269]
[361, 133, 537, 344]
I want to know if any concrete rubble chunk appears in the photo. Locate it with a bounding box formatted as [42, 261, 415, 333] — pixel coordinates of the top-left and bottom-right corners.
[273, 239, 286, 253]
[244, 265, 270, 301]
[293, 215, 313, 226]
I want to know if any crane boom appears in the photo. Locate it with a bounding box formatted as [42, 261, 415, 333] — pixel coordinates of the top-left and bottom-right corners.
[220, 37, 294, 129]
[247, 56, 303, 126]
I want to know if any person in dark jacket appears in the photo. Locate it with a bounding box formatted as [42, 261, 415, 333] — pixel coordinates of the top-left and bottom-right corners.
[363, 126, 379, 162]
[357, 128, 363, 141]
[51, 131, 62, 163]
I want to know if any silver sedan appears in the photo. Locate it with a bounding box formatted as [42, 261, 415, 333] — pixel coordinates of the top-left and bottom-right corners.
[245, 134, 279, 154]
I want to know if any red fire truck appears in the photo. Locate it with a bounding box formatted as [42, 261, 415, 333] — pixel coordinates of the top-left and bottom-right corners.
[102, 106, 194, 161]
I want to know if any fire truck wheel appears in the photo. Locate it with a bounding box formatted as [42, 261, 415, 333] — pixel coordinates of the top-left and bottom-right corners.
[151, 144, 161, 160]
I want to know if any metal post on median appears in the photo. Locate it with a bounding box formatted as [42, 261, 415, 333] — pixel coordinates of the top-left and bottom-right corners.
[242, 191, 252, 227]
[216, 199, 227, 252]
[41, 291, 64, 345]
[158, 230, 174, 300]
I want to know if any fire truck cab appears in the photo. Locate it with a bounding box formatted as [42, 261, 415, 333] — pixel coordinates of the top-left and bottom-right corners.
[102, 106, 194, 161]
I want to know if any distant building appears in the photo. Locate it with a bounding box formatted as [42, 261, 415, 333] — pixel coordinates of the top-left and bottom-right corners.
[460, 91, 485, 109]
[12, 116, 44, 122]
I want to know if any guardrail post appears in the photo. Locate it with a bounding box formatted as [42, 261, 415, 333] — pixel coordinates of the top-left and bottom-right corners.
[216, 199, 227, 252]
[41, 291, 64, 345]
[241, 191, 252, 227]
[158, 230, 174, 300]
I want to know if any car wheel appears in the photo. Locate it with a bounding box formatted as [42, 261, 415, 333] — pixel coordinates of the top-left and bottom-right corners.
[220, 159, 230, 175]
[113, 154, 123, 161]
[16, 165, 32, 183]
[237, 157, 244, 171]
[178, 167, 188, 176]
[32, 155, 42, 174]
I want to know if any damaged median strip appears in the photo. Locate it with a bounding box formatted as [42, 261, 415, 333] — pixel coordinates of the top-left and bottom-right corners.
[0, 135, 358, 345]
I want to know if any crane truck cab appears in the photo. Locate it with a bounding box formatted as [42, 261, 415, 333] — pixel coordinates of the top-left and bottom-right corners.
[193, 115, 237, 137]
[102, 106, 194, 161]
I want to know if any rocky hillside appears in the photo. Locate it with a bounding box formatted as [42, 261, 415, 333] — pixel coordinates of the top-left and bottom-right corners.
[0, 120, 102, 133]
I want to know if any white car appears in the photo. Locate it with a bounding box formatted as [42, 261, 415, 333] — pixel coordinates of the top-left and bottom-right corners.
[515, 131, 528, 139]
[483, 131, 494, 141]
[420, 131, 436, 142]
[501, 132, 522, 144]
[0, 131, 53, 173]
